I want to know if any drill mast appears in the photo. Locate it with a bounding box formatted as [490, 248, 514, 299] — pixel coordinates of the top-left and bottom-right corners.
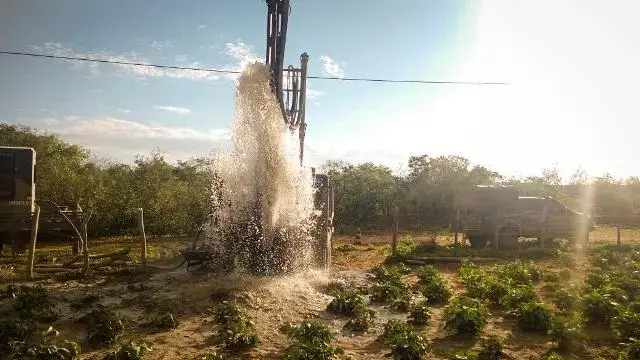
[265, 0, 309, 164]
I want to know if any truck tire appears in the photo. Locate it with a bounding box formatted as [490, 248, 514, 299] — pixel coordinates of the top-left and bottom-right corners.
[468, 235, 487, 248]
[499, 227, 519, 250]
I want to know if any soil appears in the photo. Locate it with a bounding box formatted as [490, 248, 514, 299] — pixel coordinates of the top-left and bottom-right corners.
[0, 227, 634, 360]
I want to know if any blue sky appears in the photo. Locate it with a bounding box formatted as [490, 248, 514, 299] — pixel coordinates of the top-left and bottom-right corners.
[1, 0, 640, 180]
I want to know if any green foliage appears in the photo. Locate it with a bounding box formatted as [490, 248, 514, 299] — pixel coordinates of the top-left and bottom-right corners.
[8, 327, 81, 360]
[390, 294, 412, 312]
[281, 320, 343, 360]
[585, 273, 610, 290]
[210, 301, 258, 350]
[396, 240, 417, 257]
[476, 336, 505, 360]
[335, 244, 356, 252]
[581, 290, 624, 326]
[545, 353, 566, 360]
[326, 290, 365, 315]
[12, 285, 58, 322]
[444, 297, 488, 336]
[502, 285, 537, 310]
[484, 281, 509, 306]
[549, 317, 588, 352]
[553, 289, 578, 314]
[0, 318, 38, 353]
[612, 311, 640, 341]
[520, 248, 557, 260]
[458, 263, 489, 299]
[344, 304, 375, 332]
[421, 279, 452, 305]
[103, 341, 152, 360]
[83, 306, 124, 347]
[407, 301, 431, 326]
[379, 319, 428, 360]
[370, 274, 410, 304]
[187, 354, 225, 360]
[149, 313, 178, 330]
[497, 261, 539, 285]
[511, 301, 554, 332]
[416, 265, 439, 284]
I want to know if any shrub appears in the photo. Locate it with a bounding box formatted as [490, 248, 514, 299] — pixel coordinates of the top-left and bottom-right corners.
[370, 279, 410, 304]
[13, 285, 58, 322]
[497, 261, 534, 285]
[421, 279, 452, 305]
[83, 306, 124, 347]
[581, 290, 623, 326]
[612, 311, 640, 341]
[444, 297, 488, 336]
[618, 338, 640, 360]
[370, 264, 406, 282]
[149, 313, 178, 330]
[211, 301, 258, 350]
[542, 271, 560, 283]
[0, 317, 38, 353]
[344, 304, 375, 332]
[553, 289, 578, 314]
[600, 286, 630, 305]
[8, 327, 81, 360]
[549, 317, 588, 353]
[485, 280, 509, 306]
[477, 335, 505, 360]
[458, 263, 489, 299]
[326, 290, 365, 315]
[584, 273, 610, 290]
[502, 285, 537, 310]
[390, 294, 412, 312]
[396, 240, 417, 257]
[511, 301, 554, 332]
[380, 319, 428, 360]
[407, 301, 431, 326]
[281, 320, 343, 360]
[545, 353, 565, 360]
[103, 341, 152, 360]
[417, 265, 439, 284]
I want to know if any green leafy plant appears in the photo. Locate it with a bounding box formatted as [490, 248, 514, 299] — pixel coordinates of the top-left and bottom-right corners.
[83, 306, 124, 347]
[502, 285, 537, 310]
[458, 263, 489, 299]
[407, 301, 431, 326]
[0, 317, 38, 353]
[379, 319, 428, 360]
[103, 341, 152, 360]
[12, 285, 58, 322]
[396, 240, 417, 257]
[612, 311, 640, 341]
[281, 320, 343, 360]
[421, 279, 452, 305]
[326, 290, 365, 315]
[344, 304, 375, 332]
[444, 297, 488, 336]
[511, 300, 554, 332]
[211, 301, 258, 350]
[581, 290, 623, 326]
[549, 316, 588, 353]
[8, 327, 81, 360]
[497, 261, 535, 285]
[148, 313, 178, 330]
[390, 294, 412, 312]
[553, 289, 578, 314]
[584, 273, 610, 290]
[484, 280, 509, 306]
[370, 278, 410, 304]
[544, 353, 565, 360]
[187, 354, 225, 360]
[417, 265, 439, 284]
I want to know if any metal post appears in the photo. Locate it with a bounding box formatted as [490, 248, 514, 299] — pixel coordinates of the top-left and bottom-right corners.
[137, 208, 147, 267]
[26, 205, 40, 280]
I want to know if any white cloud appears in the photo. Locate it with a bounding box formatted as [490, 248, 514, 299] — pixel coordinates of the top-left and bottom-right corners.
[37, 116, 230, 162]
[306, 89, 323, 105]
[198, 24, 207, 29]
[31, 42, 219, 81]
[319, 56, 345, 78]
[154, 106, 191, 115]
[149, 40, 173, 51]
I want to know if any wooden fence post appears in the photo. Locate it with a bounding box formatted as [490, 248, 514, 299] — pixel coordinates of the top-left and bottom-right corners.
[137, 208, 147, 267]
[26, 205, 41, 281]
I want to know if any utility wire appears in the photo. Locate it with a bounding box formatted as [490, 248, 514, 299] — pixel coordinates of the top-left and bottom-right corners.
[0, 50, 510, 86]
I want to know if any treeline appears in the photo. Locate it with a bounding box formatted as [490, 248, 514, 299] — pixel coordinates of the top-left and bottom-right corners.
[2, 123, 639, 237]
[1, 124, 212, 236]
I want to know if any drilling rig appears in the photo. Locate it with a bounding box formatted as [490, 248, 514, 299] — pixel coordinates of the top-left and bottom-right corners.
[264, 0, 334, 270]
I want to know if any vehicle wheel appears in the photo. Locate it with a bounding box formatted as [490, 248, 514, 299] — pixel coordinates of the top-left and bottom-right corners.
[468, 235, 487, 248]
[499, 227, 520, 250]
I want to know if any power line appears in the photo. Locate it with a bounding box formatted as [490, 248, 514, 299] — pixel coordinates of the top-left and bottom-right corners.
[0, 50, 510, 86]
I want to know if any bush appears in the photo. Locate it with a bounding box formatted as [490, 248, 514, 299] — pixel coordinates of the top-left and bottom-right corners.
[326, 290, 365, 315]
[497, 261, 534, 285]
[103, 341, 152, 360]
[502, 285, 537, 310]
[553, 289, 578, 314]
[421, 280, 452, 305]
[211, 301, 259, 350]
[13, 285, 58, 322]
[544, 353, 565, 360]
[448, 335, 504, 360]
[584, 273, 610, 290]
[380, 319, 428, 360]
[8, 327, 81, 360]
[281, 320, 343, 360]
[512, 301, 554, 332]
[417, 265, 439, 284]
[407, 301, 431, 326]
[581, 290, 623, 326]
[485, 280, 509, 306]
[149, 313, 178, 330]
[390, 294, 412, 312]
[0, 317, 38, 353]
[83, 306, 124, 347]
[396, 240, 417, 257]
[344, 304, 376, 332]
[444, 297, 488, 336]
[612, 311, 640, 341]
[549, 317, 588, 353]
[370, 279, 410, 304]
